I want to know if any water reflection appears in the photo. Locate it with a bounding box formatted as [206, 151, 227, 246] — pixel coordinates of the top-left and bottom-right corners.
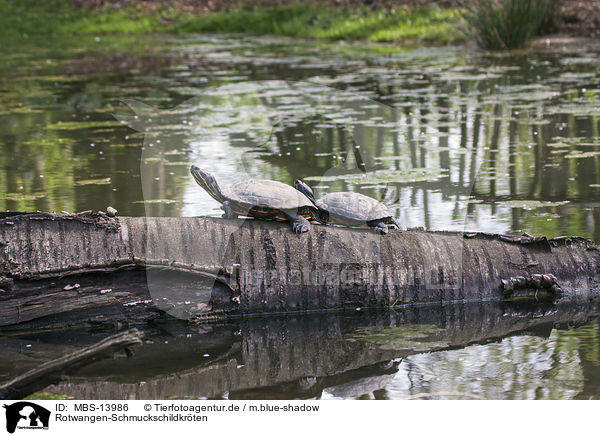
[1, 35, 599, 240]
[1, 299, 598, 400]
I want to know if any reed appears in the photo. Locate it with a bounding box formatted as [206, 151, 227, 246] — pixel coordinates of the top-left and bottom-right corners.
[462, 0, 557, 50]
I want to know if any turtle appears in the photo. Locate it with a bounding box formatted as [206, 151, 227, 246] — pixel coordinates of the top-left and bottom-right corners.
[293, 179, 400, 235]
[190, 166, 317, 233]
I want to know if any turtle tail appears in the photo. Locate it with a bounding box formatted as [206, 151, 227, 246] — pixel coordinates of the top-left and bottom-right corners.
[294, 179, 329, 223]
[190, 165, 225, 203]
[294, 179, 317, 205]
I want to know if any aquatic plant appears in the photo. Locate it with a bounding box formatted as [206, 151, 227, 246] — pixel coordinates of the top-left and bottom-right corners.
[461, 0, 557, 50]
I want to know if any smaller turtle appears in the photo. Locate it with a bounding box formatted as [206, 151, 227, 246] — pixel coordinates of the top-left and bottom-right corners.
[294, 179, 399, 235]
[191, 166, 317, 233]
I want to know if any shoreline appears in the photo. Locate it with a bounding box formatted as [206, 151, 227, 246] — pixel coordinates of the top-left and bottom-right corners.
[0, 1, 462, 44]
[1, 1, 597, 47]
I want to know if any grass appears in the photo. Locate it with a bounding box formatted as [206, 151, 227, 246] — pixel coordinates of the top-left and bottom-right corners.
[173, 4, 463, 44]
[0, 0, 464, 45]
[0, 0, 165, 36]
[461, 0, 557, 49]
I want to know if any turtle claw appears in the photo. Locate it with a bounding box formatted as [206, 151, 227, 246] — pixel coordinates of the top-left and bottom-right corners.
[293, 221, 310, 234]
[373, 223, 388, 235]
[286, 213, 310, 234]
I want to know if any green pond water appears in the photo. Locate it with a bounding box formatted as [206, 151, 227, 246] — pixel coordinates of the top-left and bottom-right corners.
[2, 34, 600, 400]
[2, 34, 600, 238]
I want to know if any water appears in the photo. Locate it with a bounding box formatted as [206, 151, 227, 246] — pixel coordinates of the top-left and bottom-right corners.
[1, 34, 600, 238]
[2, 301, 599, 400]
[2, 33, 600, 399]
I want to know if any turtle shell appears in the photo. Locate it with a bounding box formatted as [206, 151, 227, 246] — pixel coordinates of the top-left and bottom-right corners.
[317, 192, 392, 225]
[222, 179, 315, 215]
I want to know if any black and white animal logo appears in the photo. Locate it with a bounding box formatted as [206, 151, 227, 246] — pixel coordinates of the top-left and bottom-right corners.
[3, 402, 50, 433]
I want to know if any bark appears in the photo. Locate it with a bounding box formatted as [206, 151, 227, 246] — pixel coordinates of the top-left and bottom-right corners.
[1, 212, 599, 324]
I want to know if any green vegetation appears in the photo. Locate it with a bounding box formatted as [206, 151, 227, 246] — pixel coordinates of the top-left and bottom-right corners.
[0, 0, 565, 48]
[0, 0, 162, 35]
[24, 392, 71, 400]
[0, 0, 464, 44]
[174, 4, 463, 43]
[347, 324, 448, 352]
[462, 0, 557, 49]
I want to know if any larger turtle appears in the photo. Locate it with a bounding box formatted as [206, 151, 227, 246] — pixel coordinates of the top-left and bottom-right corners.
[190, 166, 317, 233]
[294, 179, 399, 235]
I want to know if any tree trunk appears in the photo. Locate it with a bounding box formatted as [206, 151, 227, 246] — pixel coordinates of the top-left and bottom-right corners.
[1, 212, 599, 324]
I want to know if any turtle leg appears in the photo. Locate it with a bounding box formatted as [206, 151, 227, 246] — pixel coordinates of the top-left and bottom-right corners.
[370, 221, 389, 235]
[388, 218, 401, 230]
[284, 212, 310, 234]
[222, 201, 238, 219]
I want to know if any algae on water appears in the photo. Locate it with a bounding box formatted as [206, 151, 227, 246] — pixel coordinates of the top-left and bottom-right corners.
[346, 324, 448, 352]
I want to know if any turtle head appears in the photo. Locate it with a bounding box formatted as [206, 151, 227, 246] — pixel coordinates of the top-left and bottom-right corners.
[190, 166, 224, 202]
[294, 179, 317, 205]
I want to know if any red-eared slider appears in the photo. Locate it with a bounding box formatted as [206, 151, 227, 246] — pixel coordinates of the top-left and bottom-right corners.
[294, 179, 399, 235]
[191, 166, 317, 233]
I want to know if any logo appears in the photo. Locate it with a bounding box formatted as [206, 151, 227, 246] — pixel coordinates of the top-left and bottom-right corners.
[3, 402, 50, 434]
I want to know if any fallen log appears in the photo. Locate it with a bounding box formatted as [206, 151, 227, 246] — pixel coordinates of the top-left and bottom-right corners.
[0, 328, 143, 400]
[1, 211, 600, 324]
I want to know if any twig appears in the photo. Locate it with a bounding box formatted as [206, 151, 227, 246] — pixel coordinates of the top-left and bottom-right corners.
[0, 329, 144, 400]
